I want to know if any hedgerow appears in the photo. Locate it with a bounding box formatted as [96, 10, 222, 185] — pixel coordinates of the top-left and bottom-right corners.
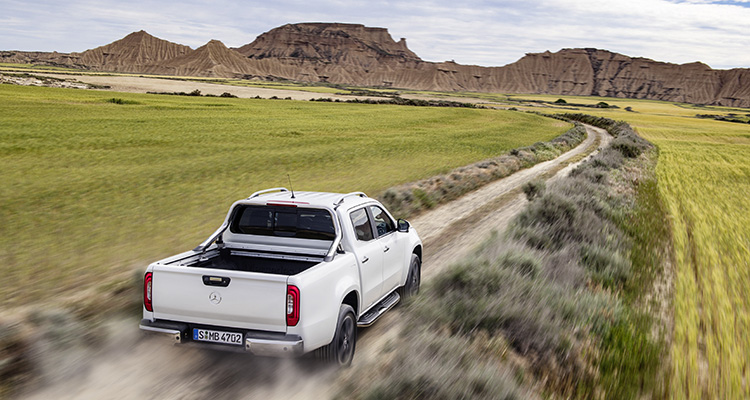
[378, 124, 586, 218]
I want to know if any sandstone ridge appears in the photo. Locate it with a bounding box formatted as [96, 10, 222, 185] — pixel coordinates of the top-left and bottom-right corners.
[2, 23, 748, 107]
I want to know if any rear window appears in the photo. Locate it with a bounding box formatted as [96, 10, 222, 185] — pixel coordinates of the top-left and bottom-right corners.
[230, 205, 336, 240]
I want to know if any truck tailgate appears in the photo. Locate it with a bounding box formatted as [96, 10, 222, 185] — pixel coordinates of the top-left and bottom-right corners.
[152, 265, 288, 333]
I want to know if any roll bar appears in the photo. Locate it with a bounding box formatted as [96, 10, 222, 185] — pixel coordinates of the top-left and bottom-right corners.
[333, 192, 367, 209]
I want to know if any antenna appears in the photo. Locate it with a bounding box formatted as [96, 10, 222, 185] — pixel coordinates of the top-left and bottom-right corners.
[287, 174, 296, 199]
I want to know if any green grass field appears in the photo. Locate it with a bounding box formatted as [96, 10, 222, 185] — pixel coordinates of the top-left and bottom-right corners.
[0, 84, 570, 308]
[502, 93, 750, 399]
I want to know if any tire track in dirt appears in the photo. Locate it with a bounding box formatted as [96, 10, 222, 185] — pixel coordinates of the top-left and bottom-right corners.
[19, 126, 609, 400]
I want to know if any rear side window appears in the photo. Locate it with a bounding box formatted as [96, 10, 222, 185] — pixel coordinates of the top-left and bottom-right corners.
[230, 206, 335, 240]
[350, 208, 373, 241]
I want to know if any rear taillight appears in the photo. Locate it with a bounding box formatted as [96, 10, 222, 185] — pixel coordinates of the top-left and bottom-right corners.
[286, 285, 300, 326]
[144, 272, 153, 312]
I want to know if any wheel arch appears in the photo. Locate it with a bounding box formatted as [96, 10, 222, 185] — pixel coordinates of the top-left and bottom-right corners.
[342, 290, 359, 318]
[412, 244, 422, 261]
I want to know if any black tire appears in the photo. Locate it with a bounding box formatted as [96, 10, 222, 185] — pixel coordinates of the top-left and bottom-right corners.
[397, 253, 421, 298]
[318, 304, 356, 367]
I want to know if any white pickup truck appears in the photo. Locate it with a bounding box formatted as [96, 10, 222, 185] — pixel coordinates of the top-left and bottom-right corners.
[139, 188, 422, 366]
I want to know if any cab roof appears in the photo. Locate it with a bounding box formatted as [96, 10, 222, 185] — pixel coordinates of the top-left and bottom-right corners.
[242, 188, 371, 210]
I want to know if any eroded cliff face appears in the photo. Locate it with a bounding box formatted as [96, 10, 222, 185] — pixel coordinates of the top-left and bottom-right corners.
[77, 30, 193, 73]
[237, 23, 419, 62]
[3, 23, 748, 107]
[235, 23, 425, 85]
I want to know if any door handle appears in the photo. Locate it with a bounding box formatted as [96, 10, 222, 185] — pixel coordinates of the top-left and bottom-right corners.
[362, 256, 369, 263]
[384, 246, 390, 253]
[202, 275, 231, 287]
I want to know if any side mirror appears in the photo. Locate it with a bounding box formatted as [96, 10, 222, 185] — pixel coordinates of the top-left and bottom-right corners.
[397, 219, 410, 233]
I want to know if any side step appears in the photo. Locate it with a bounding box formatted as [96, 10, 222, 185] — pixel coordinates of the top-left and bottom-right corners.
[357, 291, 400, 327]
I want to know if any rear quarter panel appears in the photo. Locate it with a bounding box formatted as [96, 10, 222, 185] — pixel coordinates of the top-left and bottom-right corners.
[287, 252, 360, 352]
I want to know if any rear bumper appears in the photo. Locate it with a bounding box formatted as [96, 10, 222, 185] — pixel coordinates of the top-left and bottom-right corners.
[139, 319, 304, 357]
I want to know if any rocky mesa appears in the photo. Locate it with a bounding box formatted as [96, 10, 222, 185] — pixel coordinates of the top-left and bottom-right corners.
[2, 22, 749, 107]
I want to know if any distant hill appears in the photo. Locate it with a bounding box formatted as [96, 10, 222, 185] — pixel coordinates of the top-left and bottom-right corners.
[2, 22, 749, 107]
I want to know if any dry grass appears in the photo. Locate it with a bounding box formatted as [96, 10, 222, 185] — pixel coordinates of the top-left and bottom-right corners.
[508, 95, 750, 399]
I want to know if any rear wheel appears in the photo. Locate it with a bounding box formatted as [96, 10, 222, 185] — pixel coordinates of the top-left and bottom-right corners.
[318, 304, 356, 367]
[398, 253, 421, 298]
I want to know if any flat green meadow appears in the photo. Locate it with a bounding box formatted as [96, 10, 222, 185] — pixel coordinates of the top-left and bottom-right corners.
[0, 84, 569, 308]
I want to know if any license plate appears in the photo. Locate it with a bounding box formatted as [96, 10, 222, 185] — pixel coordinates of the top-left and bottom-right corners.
[192, 328, 243, 346]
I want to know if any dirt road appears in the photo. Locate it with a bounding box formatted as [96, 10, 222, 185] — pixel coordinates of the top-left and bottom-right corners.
[20, 126, 609, 400]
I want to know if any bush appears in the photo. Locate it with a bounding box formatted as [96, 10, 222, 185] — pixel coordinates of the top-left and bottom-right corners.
[556, 113, 618, 131]
[522, 179, 546, 201]
[610, 134, 650, 158]
[580, 244, 631, 288]
[105, 98, 139, 105]
[412, 188, 435, 209]
[340, 327, 529, 399]
[405, 241, 616, 396]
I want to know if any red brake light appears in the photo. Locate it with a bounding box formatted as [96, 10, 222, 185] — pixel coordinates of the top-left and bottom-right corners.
[267, 202, 298, 207]
[144, 272, 153, 312]
[286, 285, 300, 326]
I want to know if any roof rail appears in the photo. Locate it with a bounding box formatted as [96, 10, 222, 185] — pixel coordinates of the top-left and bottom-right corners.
[248, 187, 289, 199]
[334, 192, 367, 209]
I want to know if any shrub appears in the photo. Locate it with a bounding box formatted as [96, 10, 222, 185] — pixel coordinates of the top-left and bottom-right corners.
[557, 113, 617, 131]
[580, 244, 631, 288]
[412, 188, 435, 209]
[340, 327, 529, 399]
[105, 98, 139, 105]
[522, 179, 546, 201]
[610, 134, 650, 158]
[407, 241, 616, 396]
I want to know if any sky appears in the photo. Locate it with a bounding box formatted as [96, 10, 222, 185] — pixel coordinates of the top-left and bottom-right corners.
[2, 0, 750, 70]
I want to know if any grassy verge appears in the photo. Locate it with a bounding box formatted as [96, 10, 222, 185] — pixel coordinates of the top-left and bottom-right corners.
[339, 117, 669, 399]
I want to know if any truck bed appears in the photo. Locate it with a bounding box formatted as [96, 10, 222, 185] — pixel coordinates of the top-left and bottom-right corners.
[192, 248, 319, 275]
